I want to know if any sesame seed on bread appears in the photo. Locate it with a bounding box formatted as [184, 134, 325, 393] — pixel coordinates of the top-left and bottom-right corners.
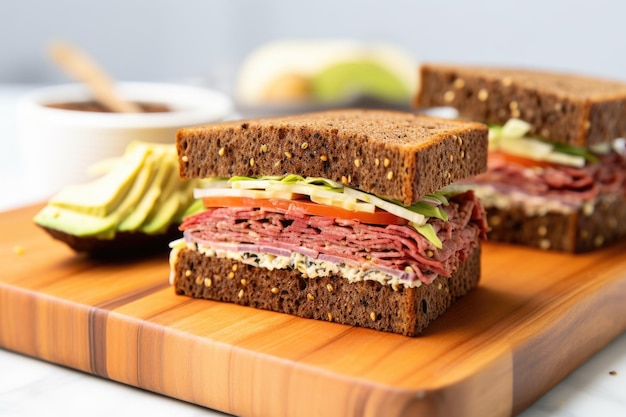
[414, 63, 626, 147]
[176, 109, 488, 205]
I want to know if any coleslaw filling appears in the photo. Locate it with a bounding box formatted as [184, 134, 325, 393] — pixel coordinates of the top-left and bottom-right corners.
[169, 238, 424, 290]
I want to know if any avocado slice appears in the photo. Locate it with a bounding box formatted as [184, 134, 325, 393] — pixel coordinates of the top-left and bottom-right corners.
[179, 197, 204, 218]
[310, 60, 410, 103]
[107, 149, 157, 221]
[172, 179, 203, 221]
[35, 141, 202, 245]
[34, 205, 118, 238]
[34, 148, 156, 239]
[117, 146, 175, 232]
[139, 145, 198, 234]
[139, 155, 186, 234]
[49, 143, 151, 217]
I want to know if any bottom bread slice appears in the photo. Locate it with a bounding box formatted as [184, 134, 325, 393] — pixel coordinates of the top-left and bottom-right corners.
[172, 245, 481, 337]
[485, 194, 626, 253]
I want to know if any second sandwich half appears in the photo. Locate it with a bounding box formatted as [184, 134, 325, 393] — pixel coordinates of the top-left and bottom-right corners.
[169, 109, 488, 336]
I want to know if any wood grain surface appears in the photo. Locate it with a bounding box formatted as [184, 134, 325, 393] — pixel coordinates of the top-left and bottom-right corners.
[1, 203, 625, 417]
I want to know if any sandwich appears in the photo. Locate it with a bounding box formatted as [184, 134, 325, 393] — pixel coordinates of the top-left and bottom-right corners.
[414, 64, 626, 252]
[169, 109, 489, 336]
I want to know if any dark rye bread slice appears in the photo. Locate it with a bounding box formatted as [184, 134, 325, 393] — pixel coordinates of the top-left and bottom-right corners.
[173, 245, 481, 336]
[485, 194, 626, 253]
[414, 63, 626, 147]
[176, 109, 488, 205]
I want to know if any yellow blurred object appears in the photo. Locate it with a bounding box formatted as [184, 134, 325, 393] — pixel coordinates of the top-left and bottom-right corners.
[235, 39, 418, 107]
[263, 73, 311, 102]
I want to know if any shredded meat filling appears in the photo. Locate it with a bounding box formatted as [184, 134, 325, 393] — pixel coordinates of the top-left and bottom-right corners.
[180, 191, 487, 284]
[472, 151, 626, 203]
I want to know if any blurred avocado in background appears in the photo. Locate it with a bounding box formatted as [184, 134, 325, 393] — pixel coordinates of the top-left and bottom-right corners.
[234, 40, 417, 116]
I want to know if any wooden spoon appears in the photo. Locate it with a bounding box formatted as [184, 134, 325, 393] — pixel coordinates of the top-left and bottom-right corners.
[48, 40, 143, 113]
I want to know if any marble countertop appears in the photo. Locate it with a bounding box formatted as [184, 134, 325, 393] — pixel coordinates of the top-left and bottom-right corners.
[1, 85, 625, 417]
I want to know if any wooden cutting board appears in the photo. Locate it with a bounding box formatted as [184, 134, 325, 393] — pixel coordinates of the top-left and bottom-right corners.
[1, 203, 625, 417]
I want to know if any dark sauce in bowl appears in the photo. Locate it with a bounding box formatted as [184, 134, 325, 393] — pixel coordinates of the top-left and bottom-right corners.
[46, 101, 171, 113]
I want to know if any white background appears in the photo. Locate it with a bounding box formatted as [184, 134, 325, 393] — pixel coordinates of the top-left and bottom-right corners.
[1, 0, 626, 88]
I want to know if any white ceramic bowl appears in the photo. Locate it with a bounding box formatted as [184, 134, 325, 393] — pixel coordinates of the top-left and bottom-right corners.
[17, 82, 233, 197]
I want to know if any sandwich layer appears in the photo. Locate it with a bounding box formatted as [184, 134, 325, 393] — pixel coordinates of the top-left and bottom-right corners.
[172, 245, 480, 337]
[472, 150, 626, 252]
[170, 188, 486, 335]
[176, 190, 486, 287]
[483, 194, 626, 252]
[176, 109, 488, 205]
[415, 63, 626, 147]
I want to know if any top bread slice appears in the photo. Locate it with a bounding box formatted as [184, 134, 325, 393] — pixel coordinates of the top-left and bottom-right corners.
[176, 109, 488, 205]
[414, 63, 626, 147]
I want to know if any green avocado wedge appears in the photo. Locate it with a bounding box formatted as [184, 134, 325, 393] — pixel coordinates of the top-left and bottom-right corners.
[34, 205, 119, 238]
[310, 60, 410, 103]
[117, 146, 176, 232]
[34, 141, 203, 248]
[139, 157, 188, 234]
[48, 143, 151, 217]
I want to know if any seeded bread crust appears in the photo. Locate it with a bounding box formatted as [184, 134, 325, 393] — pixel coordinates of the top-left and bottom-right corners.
[173, 245, 481, 337]
[414, 63, 626, 147]
[485, 194, 626, 252]
[176, 109, 488, 205]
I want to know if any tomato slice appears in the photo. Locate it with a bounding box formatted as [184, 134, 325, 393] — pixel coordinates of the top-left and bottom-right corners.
[202, 196, 408, 225]
[492, 151, 560, 169]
